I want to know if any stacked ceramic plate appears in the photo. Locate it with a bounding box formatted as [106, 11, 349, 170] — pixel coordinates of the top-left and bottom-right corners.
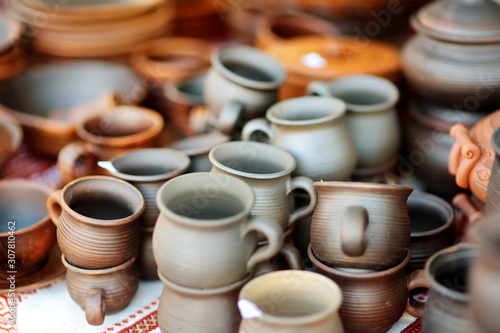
[171, 0, 226, 40]
[0, 10, 26, 80]
[6, 0, 173, 57]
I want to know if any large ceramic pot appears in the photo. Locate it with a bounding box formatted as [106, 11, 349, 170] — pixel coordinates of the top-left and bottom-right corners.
[448, 108, 500, 202]
[405, 97, 488, 198]
[402, 0, 500, 107]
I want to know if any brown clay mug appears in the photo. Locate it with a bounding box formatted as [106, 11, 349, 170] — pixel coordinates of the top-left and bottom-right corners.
[62, 254, 140, 326]
[309, 246, 424, 333]
[153, 172, 284, 288]
[57, 105, 164, 184]
[97, 148, 191, 228]
[252, 243, 303, 277]
[209, 141, 317, 240]
[238, 270, 344, 333]
[311, 181, 412, 270]
[46, 176, 145, 269]
[157, 270, 249, 333]
[0, 179, 55, 278]
[0, 114, 22, 176]
[407, 191, 455, 272]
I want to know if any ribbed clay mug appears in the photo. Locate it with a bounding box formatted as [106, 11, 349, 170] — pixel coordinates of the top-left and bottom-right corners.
[310, 181, 412, 270]
[153, 172, 284, 288]
[242, 96, 356, 181]
[46, 176, 144, 269]
[209, 141, 317, 240]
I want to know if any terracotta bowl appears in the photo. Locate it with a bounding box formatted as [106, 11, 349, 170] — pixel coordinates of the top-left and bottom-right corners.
[0, 179, 55, 278]
[0, 114, 22, 175]
[0, 61, 144, 157]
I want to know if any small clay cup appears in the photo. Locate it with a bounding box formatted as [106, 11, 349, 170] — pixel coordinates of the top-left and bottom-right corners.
[158, 270, 249, 333]
[0, 179, 55, 278]
[209, 141, 317, 240]
[47, 176, 145, 269]
[62, 254, 140, 326]
[407, 191, 455, 271]
[309, 246, 424, 333]
[57, 106, 164, 183]
[238, 270, 344, 333]
[98, 148, 191, 228]
[0, 115, 22, 176]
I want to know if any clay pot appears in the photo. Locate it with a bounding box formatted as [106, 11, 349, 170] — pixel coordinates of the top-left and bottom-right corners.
[263, 36, 401, 100]
[238, 270, 344, 333]
[0, 61, 144, 157]
[448, 108, 500, 202]
[57, 106, 164, 183]
[486, 128, 500, 213]
[402, 0, 500, 107]
[0, 114, 22, 175]
[209, 141, 317, 240]
[171, 0, 226, 39]
[204, 44, 286, 134]
[242, 96, 356, 181]
[409, 244, 477, 333]
[158, 270, 248, 333]
[407, 191, 455, 272]
[469, 214, 500, 333]
[98, 148, 191, 228]
[62, 254, 139, 326]
[0, 179, 55, 278]
[405, 97, 489, 198]
[168, 131, 230, 172]
[307, 74, 401, 173]
[311, 181, 412, 270]
[255, 13, 338, 50]
[153, 172, 283, 288]
[137, 226, 157, 280]
[46, 176, 145, 270]
[309, 247, 423, 333]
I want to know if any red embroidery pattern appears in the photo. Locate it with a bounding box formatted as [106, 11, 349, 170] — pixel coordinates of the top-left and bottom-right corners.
[0, 296, 17, 333]
[402, 319, 422, 333]
[115, 312, 158, 333]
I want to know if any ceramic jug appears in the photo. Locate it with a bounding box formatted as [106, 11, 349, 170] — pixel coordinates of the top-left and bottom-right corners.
[310, 181, 412, 270]
[242, 96, 356, 181]
[307, 74, 401, 174]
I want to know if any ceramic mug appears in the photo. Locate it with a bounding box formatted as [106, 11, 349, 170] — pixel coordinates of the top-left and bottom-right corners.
[252, 243, 303, 277]
[98, 148, 191, 228]
[0, 114, 22, 175]
[204, 44, 286, 134]
[153, 172, 284, 288]
[46, 176, 145, 269]
[311, 181, 412, 270]
[241, 96, 356, 181]
[57, 105, 164, 183]
[158, 270, 249, 333]
[309, 246, 424, 333]
[62, 254, 139, 326]
[407, 191, 455, 272]
[0, 179, 55, 278]
[408, 243, 477, 333]
[238, 270, 344, 333]
[209, 141, 317, 240]
[307, 74, 401, 174]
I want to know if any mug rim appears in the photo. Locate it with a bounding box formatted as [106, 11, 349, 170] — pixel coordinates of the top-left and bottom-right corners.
[159, 270, 251, 295]
[168, 131, 230, 156]
[101, 148, 191, 182]
[208, 141, 296, 180]
[58, 175, 145, 226]
[62, 253, 137, 275]
[238, 270, 342, 325]
[266, 96, 346, 126]
[408, 190, 454, 237]
[314, 180, 413, 194]
[0, 179, 54, 237]
[155, 172, 255, 227]
[211, 44, 286, 90]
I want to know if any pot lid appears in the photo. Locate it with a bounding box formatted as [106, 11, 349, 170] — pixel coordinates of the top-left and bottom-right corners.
[412, 0, 500, 43]
[264, 36, 400, 81]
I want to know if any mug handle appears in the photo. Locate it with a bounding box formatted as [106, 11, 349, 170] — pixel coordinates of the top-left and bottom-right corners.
[306, 81, 331, 97]
[245, 216, 284, 272]
[57, 141, 96, 184]
[405, 269, 427, 319]
[287, 176, 318, 228]
[218, 100, 242, 135]
[241, 118, 273, 142]
[279, 243, 303, 270]
[448, 124, 481, 189]
[85, 288, 106, 326]
[341, 206, 369, 257]
[46, 190, 63, 227]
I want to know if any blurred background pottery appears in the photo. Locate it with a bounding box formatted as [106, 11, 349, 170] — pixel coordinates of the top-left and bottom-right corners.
[0, 114, 22, 176]
[485, 128, 500, 213]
